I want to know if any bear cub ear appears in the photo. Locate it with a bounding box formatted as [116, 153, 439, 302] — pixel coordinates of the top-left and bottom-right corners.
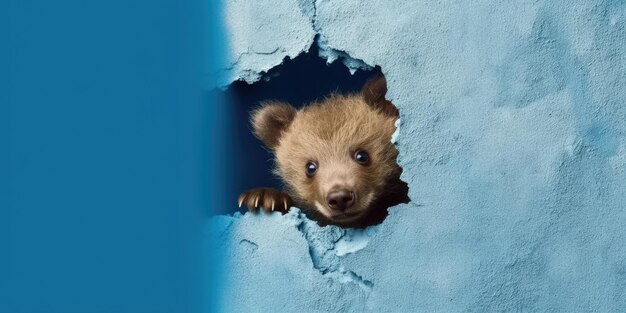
[251, 101, 297, 149]
[361, 75, 399, 117]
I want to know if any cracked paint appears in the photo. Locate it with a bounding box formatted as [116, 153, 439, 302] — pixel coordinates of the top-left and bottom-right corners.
[214, 0, 372, 88]
[296, 211, 375, 291]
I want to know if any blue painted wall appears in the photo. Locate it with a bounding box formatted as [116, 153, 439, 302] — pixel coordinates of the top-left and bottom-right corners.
[214, 0, 626, 312]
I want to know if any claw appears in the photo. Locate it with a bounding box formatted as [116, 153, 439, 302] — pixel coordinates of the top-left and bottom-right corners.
[283, 198, 288, 211]
[254, 196, 260, 208]
[271, 201, 275, 211]
[238, 197, 243, 208]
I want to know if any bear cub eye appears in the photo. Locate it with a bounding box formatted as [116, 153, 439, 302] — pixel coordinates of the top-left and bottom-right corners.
[354, 150, 370, 165]
[306, 161, 318, 177]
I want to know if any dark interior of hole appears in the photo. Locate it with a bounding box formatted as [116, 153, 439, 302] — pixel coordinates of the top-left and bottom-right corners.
[212, 44, 382, 215]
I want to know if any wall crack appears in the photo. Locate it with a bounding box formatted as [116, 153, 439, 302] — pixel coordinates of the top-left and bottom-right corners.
[294, 210, 376, 292]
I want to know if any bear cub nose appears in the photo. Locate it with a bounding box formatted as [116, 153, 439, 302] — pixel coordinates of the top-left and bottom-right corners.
[327, 190, 355, 212]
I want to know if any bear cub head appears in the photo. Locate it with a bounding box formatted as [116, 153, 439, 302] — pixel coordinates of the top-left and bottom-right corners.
[251, 75, 409, 227]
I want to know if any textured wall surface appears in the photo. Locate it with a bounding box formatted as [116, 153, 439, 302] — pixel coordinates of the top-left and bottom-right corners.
[211, 1, 626, 312]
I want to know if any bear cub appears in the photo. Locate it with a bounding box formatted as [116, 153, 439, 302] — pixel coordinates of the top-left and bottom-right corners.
[239, 75, 409, 228]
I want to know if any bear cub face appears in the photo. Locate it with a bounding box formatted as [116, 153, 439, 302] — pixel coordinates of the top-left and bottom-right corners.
[239, 75, 409, 228]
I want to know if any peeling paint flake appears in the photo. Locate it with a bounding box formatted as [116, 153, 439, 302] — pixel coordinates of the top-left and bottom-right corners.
[217, 0, 316, 87]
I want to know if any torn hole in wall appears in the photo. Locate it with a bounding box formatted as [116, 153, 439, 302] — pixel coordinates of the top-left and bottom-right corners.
[215, 43, 409, 228]
[212, 43, 412, 296]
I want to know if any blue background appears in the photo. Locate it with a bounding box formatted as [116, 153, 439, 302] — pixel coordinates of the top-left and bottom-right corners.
[2, 1, 225, 312]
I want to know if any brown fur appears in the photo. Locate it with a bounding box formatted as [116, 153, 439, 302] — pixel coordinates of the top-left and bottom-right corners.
[250, 102, 296, 149]
[239, 76, 409, 228]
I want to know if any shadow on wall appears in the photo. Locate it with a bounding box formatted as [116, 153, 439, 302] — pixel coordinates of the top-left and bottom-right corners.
[211, 44, 382, 215]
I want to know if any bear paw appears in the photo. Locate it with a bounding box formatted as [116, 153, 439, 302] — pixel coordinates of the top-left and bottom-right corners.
[238, 188, 292, 213]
